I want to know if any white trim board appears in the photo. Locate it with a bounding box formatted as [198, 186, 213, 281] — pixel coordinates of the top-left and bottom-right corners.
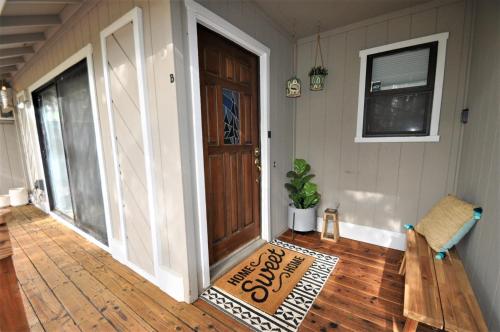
[355, 32, 449, 143]
[27, 44, 113, 251]
[100, 7, 162, 290]
[316, 217, 407, 251]
[184, 0, 272, 293]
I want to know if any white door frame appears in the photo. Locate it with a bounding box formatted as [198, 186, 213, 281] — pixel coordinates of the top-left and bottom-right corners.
[27, 44, 113, 253]
[100, 7, 160, 285]
[184, 0, 271, 290]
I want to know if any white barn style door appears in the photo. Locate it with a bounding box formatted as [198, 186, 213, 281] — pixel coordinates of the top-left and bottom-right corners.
[101, 7, 159, 282]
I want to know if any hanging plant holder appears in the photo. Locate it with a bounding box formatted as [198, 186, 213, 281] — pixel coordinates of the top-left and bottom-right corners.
[309, 68, 327, 91]
[309, 30, 328, 91]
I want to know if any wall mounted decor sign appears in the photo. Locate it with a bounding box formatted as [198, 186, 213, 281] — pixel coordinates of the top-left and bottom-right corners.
[286, 77, 301, 97]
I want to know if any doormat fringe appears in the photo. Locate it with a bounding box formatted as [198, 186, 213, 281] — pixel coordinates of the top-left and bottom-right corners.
[200, 239, 339, 332]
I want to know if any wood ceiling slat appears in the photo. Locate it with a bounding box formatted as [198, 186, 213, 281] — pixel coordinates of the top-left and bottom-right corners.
[0, 32, 45, 45]
[0, 56, 24, 66]
[0, 15, 61, 28]
[0, 65, 17, 73]
[0, 46, 33, 58]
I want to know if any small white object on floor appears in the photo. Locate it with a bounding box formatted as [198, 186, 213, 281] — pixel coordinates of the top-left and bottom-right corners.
[0, 195, 10, 208]
[9, 188, 28, 207]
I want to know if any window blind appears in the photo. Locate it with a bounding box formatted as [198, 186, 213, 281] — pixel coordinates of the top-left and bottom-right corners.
[372, 48, 430, 90]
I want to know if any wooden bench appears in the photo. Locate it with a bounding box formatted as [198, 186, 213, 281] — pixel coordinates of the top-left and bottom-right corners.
[0, 209, 29, 331]
[399, 229, 488, 332]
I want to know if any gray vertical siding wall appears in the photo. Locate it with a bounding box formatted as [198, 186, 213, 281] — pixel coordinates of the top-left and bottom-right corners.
[0, 121, 26, 194]
[192, 0, 295, 236]
[457, 0, 500, 329]
[294, 0, 472, 233]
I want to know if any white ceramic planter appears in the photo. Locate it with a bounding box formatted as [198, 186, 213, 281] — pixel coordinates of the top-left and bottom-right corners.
[288, 206, 317, 232]
[9, 188, 28, 207]
[0, 195, 10, 208]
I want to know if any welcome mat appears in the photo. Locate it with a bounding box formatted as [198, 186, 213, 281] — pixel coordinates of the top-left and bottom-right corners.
[201, 239, 339, 332]
[214, 242, 315, 315]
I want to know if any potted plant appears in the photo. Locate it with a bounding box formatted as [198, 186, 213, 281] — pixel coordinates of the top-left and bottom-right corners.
[309, 66, 328, 91]
[285, 159, 321, 232]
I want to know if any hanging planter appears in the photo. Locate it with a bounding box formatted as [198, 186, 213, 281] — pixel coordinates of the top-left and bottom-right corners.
[309, 66, 328, 91]
[309, 29, 328, 91]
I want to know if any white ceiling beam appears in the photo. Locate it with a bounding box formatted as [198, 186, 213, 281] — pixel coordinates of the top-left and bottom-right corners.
[0, 65, 17, 73]
[7, 0, 82, 3]
[0, 15, 61, 28]
[0, 56, 24, 66]
[0, 46, 33, 58]
[0, 32, 45, 45]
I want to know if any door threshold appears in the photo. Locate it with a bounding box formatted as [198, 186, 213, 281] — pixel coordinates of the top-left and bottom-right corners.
[210, 237, 265, 282]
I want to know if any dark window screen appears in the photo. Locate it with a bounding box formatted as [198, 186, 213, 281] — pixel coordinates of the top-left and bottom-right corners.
[33, 60, 107, 245]
[363, 42, 438, 137]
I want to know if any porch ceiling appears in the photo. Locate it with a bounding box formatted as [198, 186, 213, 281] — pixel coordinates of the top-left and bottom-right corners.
[0, 0, 83, 80]
[253, 0, 434, 38]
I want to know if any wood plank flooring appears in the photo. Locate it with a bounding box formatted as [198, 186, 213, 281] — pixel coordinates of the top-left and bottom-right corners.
[6, 205, 432, 331]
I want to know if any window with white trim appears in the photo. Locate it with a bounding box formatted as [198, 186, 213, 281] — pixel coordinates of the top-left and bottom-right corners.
[356, 33, 448, 143]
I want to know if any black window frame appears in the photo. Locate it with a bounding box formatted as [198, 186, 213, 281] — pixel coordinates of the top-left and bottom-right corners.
[362, 41, 438, 138]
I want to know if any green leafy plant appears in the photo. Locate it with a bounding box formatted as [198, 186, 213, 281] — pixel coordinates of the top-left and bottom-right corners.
[309, 66, 328, 76]
[285, 159, 321, 209]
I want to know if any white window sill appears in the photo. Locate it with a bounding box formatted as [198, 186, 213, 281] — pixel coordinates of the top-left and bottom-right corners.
[355, 135, 440, 143]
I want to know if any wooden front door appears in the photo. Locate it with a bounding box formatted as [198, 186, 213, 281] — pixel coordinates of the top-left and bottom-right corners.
[198, 25, 261, 265]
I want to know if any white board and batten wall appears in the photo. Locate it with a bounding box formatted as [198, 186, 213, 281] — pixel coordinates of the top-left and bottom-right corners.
[12, 0, 193, 302]
[294, 0, 473, 249]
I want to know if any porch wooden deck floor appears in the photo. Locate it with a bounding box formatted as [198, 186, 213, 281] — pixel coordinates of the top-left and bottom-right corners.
[7, 205, 431, 331]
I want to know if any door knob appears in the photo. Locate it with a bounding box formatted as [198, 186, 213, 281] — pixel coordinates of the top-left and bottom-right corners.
[255, 158, 261, 172]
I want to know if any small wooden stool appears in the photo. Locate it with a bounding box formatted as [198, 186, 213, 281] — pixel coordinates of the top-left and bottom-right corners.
[321, 208, 340, 242]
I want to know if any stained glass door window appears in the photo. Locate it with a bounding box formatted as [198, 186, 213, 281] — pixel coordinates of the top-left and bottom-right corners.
[222, 88, 240, 144]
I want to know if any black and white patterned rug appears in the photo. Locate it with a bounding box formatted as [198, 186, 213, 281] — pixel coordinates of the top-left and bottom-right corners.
[200, 239, 339, 332]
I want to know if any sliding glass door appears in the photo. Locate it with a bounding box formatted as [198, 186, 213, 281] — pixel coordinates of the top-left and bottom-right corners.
[35, 84, 74, 217]
[33, 60, 108, 245]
